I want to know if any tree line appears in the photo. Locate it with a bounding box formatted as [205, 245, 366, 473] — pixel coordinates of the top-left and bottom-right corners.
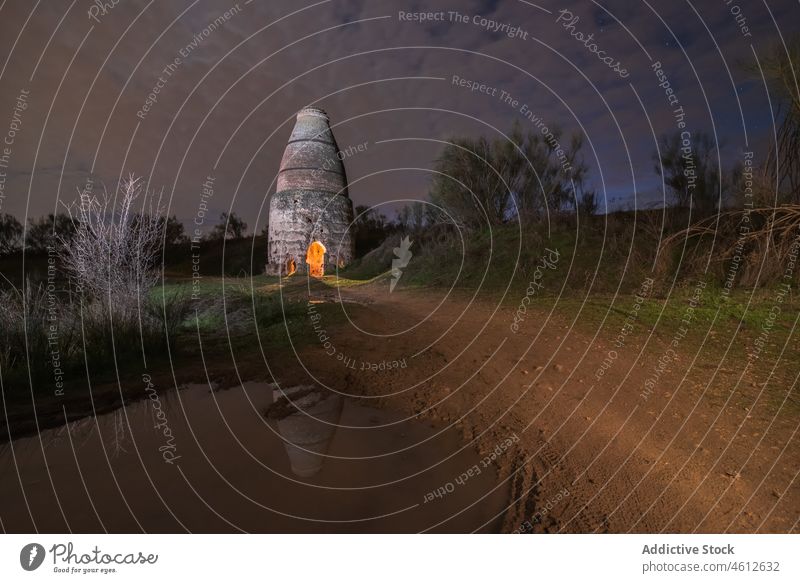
[0, 210, 251, 257]
[425, 38, 799, 230]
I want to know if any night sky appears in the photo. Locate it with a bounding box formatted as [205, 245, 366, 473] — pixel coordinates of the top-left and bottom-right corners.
[0, 0, 796, 232]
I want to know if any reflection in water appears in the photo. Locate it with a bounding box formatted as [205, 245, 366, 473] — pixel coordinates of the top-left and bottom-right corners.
[0, 382, 508, 532]
[266, 385, 343, 477]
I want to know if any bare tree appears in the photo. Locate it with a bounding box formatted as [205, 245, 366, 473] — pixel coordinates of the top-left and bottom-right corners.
[25, 213, 76, 253]
[161, 215, 188, 246]
[430, 122, 586, 229]
[750, 37, 800, 203]
[210, 212, 247, 240]
[653, 131, 730, 216]
[60, 175, 163, 305]
[353, 205, 394, 255]
[397, 202, 426, 232]
[0, 213, 23, 255]
[576, 188, 598, 217]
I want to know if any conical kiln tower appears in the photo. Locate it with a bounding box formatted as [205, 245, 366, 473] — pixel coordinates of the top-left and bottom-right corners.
[266, 107, 355, 277]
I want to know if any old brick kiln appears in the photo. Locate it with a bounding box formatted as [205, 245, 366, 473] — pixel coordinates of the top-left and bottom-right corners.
[266, 107, 355, 277]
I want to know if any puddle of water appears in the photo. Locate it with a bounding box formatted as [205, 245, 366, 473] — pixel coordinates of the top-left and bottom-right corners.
[0, 383, 508, 532]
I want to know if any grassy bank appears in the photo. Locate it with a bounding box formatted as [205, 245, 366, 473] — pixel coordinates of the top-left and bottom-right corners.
[343, 213, 800, 377]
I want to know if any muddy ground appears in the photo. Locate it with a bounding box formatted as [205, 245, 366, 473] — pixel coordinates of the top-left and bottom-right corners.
[270, 278, 799, 533]
[1, 277, 797, 532]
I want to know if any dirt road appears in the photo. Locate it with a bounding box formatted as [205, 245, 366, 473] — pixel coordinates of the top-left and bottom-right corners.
[2, 276, 797, 533]
[283, 277, 799, 533]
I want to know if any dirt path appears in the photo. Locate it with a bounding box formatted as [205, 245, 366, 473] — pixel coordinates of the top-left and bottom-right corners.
[2, 277, 796, 533]
[284, 278, 799, 533]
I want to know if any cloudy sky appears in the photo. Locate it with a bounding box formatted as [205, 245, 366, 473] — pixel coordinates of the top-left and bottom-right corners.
[0, 0, 796, 231]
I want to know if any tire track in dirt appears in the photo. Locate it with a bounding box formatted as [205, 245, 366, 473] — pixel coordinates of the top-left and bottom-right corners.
[284, 280, 799, 533]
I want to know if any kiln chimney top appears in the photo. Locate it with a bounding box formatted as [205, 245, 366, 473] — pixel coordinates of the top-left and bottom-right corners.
[277, 107, 348, 196]
[297, 106, 328, 120]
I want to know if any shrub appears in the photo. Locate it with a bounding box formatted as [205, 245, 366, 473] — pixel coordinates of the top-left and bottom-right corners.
[0, 279, 78, 386]
[60, 175, 162, 302]
[0, 213, 23, 255]
[0, 175, 190, 394]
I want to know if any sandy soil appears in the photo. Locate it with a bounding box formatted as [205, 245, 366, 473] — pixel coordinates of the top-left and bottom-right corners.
[1, 277, 797, 533]
[272, 278, 799, 533]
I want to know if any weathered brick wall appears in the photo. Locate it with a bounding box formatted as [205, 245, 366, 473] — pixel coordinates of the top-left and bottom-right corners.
[266, 107, 355, 276]
[266, 189, 354, 275]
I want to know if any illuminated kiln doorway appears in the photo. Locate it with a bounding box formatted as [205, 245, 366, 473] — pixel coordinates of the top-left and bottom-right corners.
[305, 241, 326, 278]
[285, 258, 296, 276]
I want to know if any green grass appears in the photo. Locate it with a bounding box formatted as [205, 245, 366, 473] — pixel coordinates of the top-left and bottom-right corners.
[343, 223, 799, 387]
[537, 279, 797, 337]
[163, 236, 268, 278]
[342, 220, 662, 296]
[158, 275, 349, 349]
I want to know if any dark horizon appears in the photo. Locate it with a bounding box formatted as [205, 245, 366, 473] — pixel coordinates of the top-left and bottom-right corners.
[0, 0, 796, 231]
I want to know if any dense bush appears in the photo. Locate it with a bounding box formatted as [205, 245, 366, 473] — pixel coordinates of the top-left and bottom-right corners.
[0, 213, 23, 255]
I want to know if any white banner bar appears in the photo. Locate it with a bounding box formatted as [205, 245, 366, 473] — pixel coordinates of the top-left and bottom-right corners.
[0, 534, 796, 582]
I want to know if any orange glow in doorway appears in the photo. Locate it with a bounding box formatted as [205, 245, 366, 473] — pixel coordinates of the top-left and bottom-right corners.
[285, 257, 296, 276]
[306, 241, 326, 277]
